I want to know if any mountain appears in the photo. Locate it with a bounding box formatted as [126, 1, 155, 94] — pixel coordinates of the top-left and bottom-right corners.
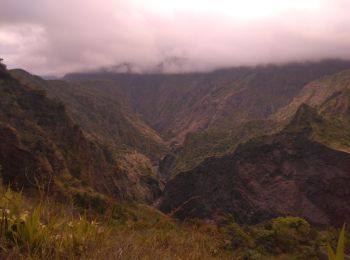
[3, 60, 350, 226]
[66, 59, 350, 143]
[168, 61, 350, 175]
[9, 69, 167, 160]
[65, 60, 350, 178]
[160, 105, 350, 226]
[0, 66, 161, 205]
[2, 58, 350, 258]
[159, 68, 350, 226]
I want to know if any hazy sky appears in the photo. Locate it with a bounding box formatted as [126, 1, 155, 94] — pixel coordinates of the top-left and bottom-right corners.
[1, 0, 350, 75]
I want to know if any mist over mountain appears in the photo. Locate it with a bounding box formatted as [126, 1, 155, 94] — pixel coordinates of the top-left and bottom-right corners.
[1, 0, 350, 75]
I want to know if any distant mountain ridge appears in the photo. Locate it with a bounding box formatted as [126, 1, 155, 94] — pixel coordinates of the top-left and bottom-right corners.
[65, 59, 350, 142]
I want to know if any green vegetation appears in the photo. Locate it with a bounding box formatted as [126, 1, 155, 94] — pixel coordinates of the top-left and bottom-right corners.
[328, 225, 346, 260]
[1, 184, 348, 259]
[311, 115, 350, 152]
[284, 104, 350, 152]
[173, 119, 279, 175]
[0, 187, 231, 259]
[0, 180, 345, 259]
[0, 188, 110, 258]
[276, 69, 350, 153]
[219, 216, 328, 259]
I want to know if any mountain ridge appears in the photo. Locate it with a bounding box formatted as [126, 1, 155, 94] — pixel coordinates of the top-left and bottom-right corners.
[0, 66, 162, 205]
[160, 104, 350, 226]
[64, 59, 350, 143]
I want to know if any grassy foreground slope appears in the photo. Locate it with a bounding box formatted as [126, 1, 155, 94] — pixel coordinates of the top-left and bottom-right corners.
[0, 183, 348, 260]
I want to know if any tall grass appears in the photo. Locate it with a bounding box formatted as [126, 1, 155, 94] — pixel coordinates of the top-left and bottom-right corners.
[328, 224, 346, 260]
[0, 188, 232, 259]
[0, 186, 348, 259]
[0, 188, 110, 259]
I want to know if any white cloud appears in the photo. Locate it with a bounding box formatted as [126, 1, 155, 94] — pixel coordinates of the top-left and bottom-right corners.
[0, 0, 350, 75]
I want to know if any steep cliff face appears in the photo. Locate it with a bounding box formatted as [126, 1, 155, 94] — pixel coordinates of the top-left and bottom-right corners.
[160, 106, 350, 227]
[0, 68, 161, 203]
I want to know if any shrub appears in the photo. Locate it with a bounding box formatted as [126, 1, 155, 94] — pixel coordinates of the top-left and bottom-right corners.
[221, 223, 253, 250]
[254, 228, 280, 254]
[253, 217, 312, 254]
[271, 216, 311, 251]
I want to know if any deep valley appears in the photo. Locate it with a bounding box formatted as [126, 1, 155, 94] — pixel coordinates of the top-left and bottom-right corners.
[1, 59, 350, 259]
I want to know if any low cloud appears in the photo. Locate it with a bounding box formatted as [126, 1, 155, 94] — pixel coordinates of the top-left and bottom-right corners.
[1, 0, 350, 75]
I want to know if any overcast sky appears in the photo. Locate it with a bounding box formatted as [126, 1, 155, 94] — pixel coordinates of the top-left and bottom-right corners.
[1, 0, 350, 75]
